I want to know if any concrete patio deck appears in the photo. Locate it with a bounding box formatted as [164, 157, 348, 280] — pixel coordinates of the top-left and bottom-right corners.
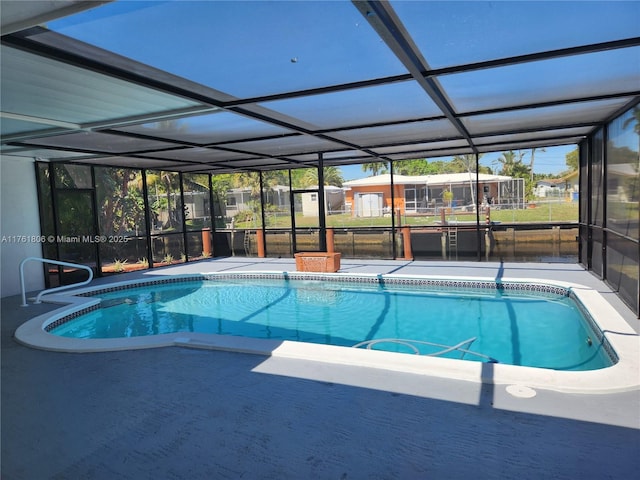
[2, 258, 639, 479]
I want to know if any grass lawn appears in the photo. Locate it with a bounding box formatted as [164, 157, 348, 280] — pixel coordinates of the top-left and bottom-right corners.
[490, 201, 578, 223]
[235, 200, 580, 229]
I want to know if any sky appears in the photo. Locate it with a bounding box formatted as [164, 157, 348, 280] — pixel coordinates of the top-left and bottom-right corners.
[48, 1, 639, 100]
[45, 2, 624, 181]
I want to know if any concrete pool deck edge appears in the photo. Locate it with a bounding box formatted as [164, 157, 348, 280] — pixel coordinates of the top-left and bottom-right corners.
[14, 270, 640, 395]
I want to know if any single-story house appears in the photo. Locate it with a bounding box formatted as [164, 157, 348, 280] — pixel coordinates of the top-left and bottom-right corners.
[225, 187, 253, 217]
[183, 191, 210, 220]
[300, 185, 345, 216]
[607, 163, 638, 203]
[226, 185, 292, 218]
[342, 173, 522, 217]
[535, 171, 579, 198]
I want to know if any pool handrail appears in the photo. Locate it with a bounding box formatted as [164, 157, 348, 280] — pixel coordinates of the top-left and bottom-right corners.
[352, 337, 499, 363]
[20, 257, 94, 307]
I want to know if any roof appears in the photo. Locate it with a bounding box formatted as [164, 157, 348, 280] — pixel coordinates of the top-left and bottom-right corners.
[343, 173, 513, 187]
[609, 163, 639, 177]
[307, 185, 344, 191]
[1, 1, 639, 174]
[559, 170, 580, 181]
[535, 180, 559, 187]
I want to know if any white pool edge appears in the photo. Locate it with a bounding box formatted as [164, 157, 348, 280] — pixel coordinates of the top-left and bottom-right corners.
[14, 271, 640, 395]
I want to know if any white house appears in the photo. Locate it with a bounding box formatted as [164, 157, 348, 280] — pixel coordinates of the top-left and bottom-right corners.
[300, 186, 346, 217]
[535, 171, 579, 198]
[183, 191, 209, 220]
[342, 173, 522, 217]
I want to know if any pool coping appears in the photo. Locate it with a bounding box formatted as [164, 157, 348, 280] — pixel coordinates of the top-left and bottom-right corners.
[14, 271, 640, 394]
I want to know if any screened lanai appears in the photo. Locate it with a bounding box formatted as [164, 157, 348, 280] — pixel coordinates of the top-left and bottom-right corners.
[1, 0, 639, 314]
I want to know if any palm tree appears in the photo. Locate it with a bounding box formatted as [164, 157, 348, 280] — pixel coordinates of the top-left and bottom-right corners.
[143, 170, 181, 229]
[495, 150, 527, 176]
[302, 166, 344, 187]
[450, 154, 475, 174]
[99, 168, 149, 236]
[361, 161, 388, 176]
[622, 105, 640, 135]
[529, 147, 545, 183]
[496, 150, 534, 201]
[182, 173, 210, 192]
[232, 172, 261, 196]
[451, 154, 484, 207]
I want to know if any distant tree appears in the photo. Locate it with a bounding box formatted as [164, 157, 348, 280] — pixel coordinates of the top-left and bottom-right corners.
[182, 173, 210, 192]
[300, 166, 344, 187]
[529, 147, 545, 183]
[511, 161, 532, 178]
[431, 160, 455, 174]
[565, 149, 579, 171]
[496, 150, 529, 177]
[229, 172, 262, 223]
[361, 161, 388, 176]
[145, 171, 181, 229]
[622, 105, 640, 136]
[393, 157, 492, 176]
[450, 154, 476, 174]
[608, 145, 638, 165]
[288, 168, 307, 189]
[496, 150, 533, 200]
[231, 172, 261, 196]
[451, 154, 486, 207]
[210, 173, 235, 199]
[322, 166, 344, 187]
[393, 158, 442, 175]
[95, 167, 145, 236]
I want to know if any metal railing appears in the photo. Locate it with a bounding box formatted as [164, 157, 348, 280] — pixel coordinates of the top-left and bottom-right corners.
[20, 257, 94, 307]
[352, 337, 498, 363]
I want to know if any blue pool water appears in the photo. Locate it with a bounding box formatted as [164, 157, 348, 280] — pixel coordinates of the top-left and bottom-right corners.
[51, 277, 613, 371]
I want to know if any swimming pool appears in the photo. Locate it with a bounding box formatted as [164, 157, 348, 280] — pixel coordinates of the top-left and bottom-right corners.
[15, 271, 640, 393]
[48, 275, 612, 371]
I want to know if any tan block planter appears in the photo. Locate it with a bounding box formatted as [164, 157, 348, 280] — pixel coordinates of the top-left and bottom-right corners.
[294, 252, 341, 273]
